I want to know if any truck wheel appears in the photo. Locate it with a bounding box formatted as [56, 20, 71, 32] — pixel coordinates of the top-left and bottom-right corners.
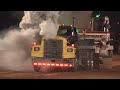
[73, 58, 82, 71]
[33, 66, 40, 72]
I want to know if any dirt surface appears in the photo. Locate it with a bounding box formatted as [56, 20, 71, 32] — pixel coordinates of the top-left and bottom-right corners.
[0, 55, 120, 79]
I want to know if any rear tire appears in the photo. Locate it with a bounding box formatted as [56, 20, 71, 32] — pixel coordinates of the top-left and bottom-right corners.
[68, 67, 74, 72]
[33, 66, 40, 72]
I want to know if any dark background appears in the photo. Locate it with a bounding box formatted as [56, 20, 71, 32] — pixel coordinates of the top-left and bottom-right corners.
[0, 11, 120, 33]
[0, 11, 24, 30]
[92, 11, 120, 33]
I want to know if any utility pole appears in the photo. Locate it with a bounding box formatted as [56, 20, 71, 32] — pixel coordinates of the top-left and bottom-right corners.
[91, 17, 94, 31]
[91, 12, 100, 32]
[73, 17, 76, 27]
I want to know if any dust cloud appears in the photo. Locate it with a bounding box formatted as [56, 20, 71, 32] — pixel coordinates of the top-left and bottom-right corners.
[0, 11, 63, 71]
[0, 29, 37, 71]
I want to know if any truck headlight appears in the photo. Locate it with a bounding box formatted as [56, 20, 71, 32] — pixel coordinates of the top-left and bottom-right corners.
[34, 47, 40, 51]
[67, 48, 73, 52]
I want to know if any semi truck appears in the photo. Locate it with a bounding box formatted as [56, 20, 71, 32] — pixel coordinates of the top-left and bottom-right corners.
[31, 17, 113, 72]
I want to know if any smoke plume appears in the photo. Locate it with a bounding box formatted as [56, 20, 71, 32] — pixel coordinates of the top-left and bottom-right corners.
[0, 29, 37, 71]
[20, 11, 63, 39]
[0, 11, 63, 71]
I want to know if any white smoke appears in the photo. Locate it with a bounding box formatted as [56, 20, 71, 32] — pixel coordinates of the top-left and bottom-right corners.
[20, 11, 63, 39]
[0, 11, 63, 71]
[39, 18, 58, 39]
[39, 11, 62, 39]
[0, 29, 37, 71]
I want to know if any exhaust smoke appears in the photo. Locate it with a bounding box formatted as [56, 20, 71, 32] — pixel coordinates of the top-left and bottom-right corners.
[0, 29, 37, 71]
[0, 11, 63, 71]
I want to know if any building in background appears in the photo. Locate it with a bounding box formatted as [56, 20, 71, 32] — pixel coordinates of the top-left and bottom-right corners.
[58, 11, 93, 30]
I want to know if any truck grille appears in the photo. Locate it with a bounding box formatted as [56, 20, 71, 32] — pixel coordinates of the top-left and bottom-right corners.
[44, 40, 63, 58]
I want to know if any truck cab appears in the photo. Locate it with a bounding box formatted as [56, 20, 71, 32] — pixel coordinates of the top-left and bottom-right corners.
[31, 24, 77, 72]
[57, 24, 78, 46]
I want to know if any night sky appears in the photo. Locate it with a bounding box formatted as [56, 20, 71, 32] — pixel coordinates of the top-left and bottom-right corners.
[0, 11, 24, 30]
[100, 11, 120, 33]
[0, 11, 120, 33]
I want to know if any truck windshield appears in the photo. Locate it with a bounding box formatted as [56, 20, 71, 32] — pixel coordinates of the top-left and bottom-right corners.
[57, 29, 67, 35]
[57, 28, 77, 37]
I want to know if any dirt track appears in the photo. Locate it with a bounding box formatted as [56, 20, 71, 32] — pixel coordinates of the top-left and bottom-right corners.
[0, 55, 120, 79]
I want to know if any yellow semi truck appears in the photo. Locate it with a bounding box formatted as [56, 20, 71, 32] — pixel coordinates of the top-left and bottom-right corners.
[31, 18, 113, 72]
[31, 25, 78, 72]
